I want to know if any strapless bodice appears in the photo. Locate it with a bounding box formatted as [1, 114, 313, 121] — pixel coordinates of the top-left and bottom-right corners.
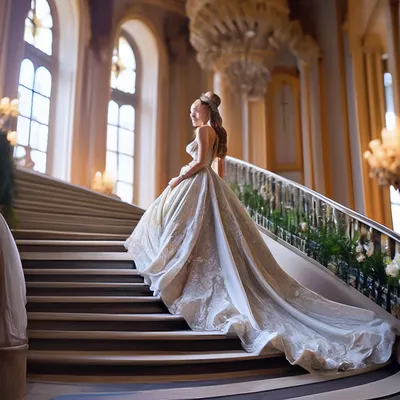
[185, 139, 216, 166]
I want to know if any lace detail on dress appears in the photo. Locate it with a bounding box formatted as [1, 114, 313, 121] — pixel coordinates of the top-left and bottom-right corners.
[125, 135, 395, 375]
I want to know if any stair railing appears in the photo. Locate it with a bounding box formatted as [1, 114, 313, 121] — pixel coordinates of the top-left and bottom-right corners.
[224, 156, 400, 320]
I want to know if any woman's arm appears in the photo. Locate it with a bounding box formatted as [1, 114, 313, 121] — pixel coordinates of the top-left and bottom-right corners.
[178, 126, 211, 182]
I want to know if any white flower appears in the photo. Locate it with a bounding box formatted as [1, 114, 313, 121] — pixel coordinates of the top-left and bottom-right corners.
[385, 261, 400, 278]
[367, 242, 374, 257]
[357, 254, 366, 263]
[300, 222, 307, 232]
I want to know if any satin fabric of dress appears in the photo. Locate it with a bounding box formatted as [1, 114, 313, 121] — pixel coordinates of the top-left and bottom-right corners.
[125, 138, 395, 375]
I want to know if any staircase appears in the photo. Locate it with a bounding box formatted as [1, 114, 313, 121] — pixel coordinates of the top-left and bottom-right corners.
[13, 168, 303, 381]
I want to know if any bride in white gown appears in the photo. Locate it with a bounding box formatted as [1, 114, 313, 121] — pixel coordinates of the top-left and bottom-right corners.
[125, 92, 395, 374]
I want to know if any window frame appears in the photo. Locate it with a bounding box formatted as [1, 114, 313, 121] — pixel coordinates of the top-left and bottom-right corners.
[107, 30, 138, 203]
[16, 0, 59, 174]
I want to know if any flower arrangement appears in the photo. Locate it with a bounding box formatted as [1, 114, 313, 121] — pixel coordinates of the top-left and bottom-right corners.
[364, 127, 400, 191]
[385, 254, 400, 286]
[0, 96, 19, 226]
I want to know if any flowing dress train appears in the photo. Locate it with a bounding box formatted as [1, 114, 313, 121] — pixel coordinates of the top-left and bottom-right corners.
[125, 136, 395, 374]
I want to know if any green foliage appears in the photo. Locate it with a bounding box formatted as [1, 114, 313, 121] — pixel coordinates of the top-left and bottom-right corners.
[0, 131, 17, 227]
[229, 181, 396, 293]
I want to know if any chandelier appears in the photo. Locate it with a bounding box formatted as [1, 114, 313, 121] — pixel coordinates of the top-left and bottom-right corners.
[364, 127, 400, 191]
[186, 0, 316, 100]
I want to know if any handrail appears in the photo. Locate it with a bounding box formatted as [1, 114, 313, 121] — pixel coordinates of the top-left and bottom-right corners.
[224, 156, 400, 320]
[225, 156, 400, 243]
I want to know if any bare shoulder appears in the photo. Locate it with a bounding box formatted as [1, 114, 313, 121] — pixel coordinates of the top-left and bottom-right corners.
[196, 126, 213, 141]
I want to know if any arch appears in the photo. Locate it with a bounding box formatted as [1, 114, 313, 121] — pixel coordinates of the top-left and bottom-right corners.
[15, 0, 58, 174]
[115, 12, 169, 208]
[47, 0, 90, 181]
[106, 32, 138, 204]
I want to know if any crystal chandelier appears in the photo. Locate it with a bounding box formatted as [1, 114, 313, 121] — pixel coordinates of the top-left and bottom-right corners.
[186, 0, 316, 100]
[364, 127, 400, 191]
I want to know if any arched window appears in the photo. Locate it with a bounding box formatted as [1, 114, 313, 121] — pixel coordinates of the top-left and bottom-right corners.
[107, 34, 136, 203]
[16, 0, 55, 173]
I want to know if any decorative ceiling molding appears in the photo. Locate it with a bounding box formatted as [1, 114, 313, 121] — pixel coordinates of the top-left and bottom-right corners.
[186, 0, 319, 99]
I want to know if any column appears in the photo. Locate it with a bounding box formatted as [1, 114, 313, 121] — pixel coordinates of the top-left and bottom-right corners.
[298, 60, 315, 190]
[2, 0, 30, 99]
[248, 98, 267, 168]
[363, 34, 392, 226]
[347, 34, 376, 220]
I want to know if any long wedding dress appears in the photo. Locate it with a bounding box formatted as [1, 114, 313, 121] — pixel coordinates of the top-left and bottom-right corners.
[125, 133, 395, 374]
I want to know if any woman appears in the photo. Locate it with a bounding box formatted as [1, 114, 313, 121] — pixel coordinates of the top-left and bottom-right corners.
[125, 92, 395, 374]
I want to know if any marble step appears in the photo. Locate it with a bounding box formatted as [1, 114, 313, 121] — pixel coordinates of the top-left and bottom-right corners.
[17, 240, 127, 253]
[20, 251, 133, 261]
[26, 295, 167, 314]
[28, 329, 242, 352]
[24, 268, 143, 282]
[12, 229, 129, 241]
[27, 312, 189, 332]
[17, 218, 134, 235]
[26, 281, 151, 296]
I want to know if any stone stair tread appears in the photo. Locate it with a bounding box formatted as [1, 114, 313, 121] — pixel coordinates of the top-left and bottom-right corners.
[17, 240, 126, 246]
[27, 296, 160, 303]
[27, 312, 184, 321]
[24, 268, 139, 275]
[28, 350, 282, 365]
[16, 209, 138, 225]
[21, 252, 133, 260]
[28, 330, 231, 340]
[26, 282, 147, 288]
[13, 229, 128, 240]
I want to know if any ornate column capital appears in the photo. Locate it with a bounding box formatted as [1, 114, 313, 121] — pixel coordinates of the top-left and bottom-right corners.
[292, 35, 320, 68]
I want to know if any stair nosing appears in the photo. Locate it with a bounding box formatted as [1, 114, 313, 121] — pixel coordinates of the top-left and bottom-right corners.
[17, 240, 126, 246]
[26, 282, 147, 288]
[21, 252, 132, 261]
[27, 312, 184, 321]
[13, 229, 129, 239]
[28, 329, 229, 340]
[23, 269, 140, 275]
[27, 296, 160, 303]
